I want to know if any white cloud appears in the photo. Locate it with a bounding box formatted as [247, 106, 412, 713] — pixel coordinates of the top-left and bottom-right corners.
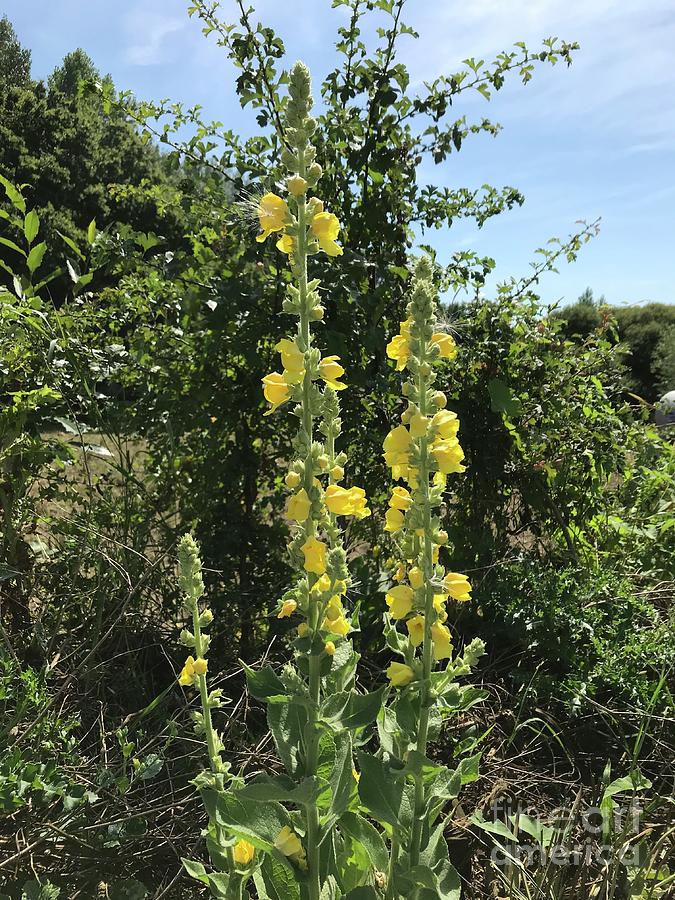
[124, 7, 185, 66]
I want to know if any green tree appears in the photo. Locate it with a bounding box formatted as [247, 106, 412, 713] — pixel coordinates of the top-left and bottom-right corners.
[0, 15, 31, 86]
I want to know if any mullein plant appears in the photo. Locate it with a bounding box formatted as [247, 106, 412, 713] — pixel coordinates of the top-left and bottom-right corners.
[178, 62, 485, 900]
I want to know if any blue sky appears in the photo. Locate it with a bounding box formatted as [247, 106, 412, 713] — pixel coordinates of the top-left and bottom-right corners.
[5, 0, 675, 307]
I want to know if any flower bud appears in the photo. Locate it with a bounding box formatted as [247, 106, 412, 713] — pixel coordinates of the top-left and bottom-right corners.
[419, 363, 432, 377]
[330, 465, 344, 481]
[309, 305, 324, 321]
[285, 471, 302, 489]
[317, 455, 330, 470]
[199, 609, 214, 626]
[437, 530, 449, 545]
[287, 175, 308, 197]
[433, 391, 447, 409]
[297, 622, 310, 638]
[324, 641, 336, 656]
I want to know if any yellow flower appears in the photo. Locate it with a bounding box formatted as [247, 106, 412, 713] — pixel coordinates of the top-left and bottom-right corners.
[287, 488, 311, 523]
[256, 193, 289, 243]
[384, 507, 405, 533]
[387, 661, 415, 687]
[276, 338, 305, 383]
[433, 594, 448, 623]
[385, 584, 414, 619]
[431, 331, 457, 360]
[233, 839, 255, 866]
[400, 318, 413, 337]
[324, 484, 370, 518]
[319, 355, 347, 390]
[383, 426, 412, 469]
[324, 641, 336, 656]
[312, 573, 332, 593]
[431, 438, 466, 474]
[193, 657, 208, 676]
[409, 566, 424, 590]
[432, 409, 459, 439]
[431, 621, 453, 660]
[389, 486, 412, 511]
[386, 333, 409, 371]
[406, 614, 425, 647]
[262, 372, 291, 415]
[324, 597, 351, 636]
[278, 598, 298, 619]
[301, 536, 327, 575]
[311, 211, 343, 256]
[409, 413, 430, 438]
[274, 826, 307, 869]
[352, 768, 361, 782]
[276, 233, 295, 255]
[393, 562, 406, 583]
[178, 655, 197, 686]
[444, 571, 472, 602]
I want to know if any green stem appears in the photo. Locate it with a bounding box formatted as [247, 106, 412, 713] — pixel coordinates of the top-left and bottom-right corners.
[296, 147, 322, 900]
[192, 607, 220, 774]
[409, 359, 434, 869]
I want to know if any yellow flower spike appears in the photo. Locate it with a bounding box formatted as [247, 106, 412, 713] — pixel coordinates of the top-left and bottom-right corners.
[301, 536, 327, 575]
[384, 507, 405, 533]
[297, 622, 310, 637]
[431, 438, 466, 474]
[319, 355, 348, 390]
[409, 413, 431, 438]
[311, 211, 343, 257]
[276, 233, 295, 255]
[409, 566, 424, 590]
[406, 614, 425, 647]
[431, 621, 453, 660]
[274, 826, 307, 869]
[387, 661, 415, 687]
[386, 333, 410, 371]
[285, 471, 301, 489]
[256, 192, 290, 243]
[385, 584, 414, 619]
[444, 571, 472, 602]
[178, 655, 196, 686]
[278, 598, 298, 619]
[276, 338, 305, 383]
[389, 486, 412, 511]
[233, 839, 255, 866]
[324, 641, 336, 656]
[262, 372, 291, 415]
[287, 175, 308, 197]
[431, 332, 457, 360]
[287, 488, 312, 523]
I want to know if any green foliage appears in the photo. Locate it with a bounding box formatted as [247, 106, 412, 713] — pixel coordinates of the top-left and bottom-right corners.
[557, 293, 675, 400]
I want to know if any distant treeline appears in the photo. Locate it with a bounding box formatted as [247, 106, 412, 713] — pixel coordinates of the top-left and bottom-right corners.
[556, 289, 675, 400]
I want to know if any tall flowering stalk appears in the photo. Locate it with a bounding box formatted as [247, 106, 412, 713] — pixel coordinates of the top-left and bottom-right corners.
[179, 64, 486, 900]
[378, 257, 486, 897]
